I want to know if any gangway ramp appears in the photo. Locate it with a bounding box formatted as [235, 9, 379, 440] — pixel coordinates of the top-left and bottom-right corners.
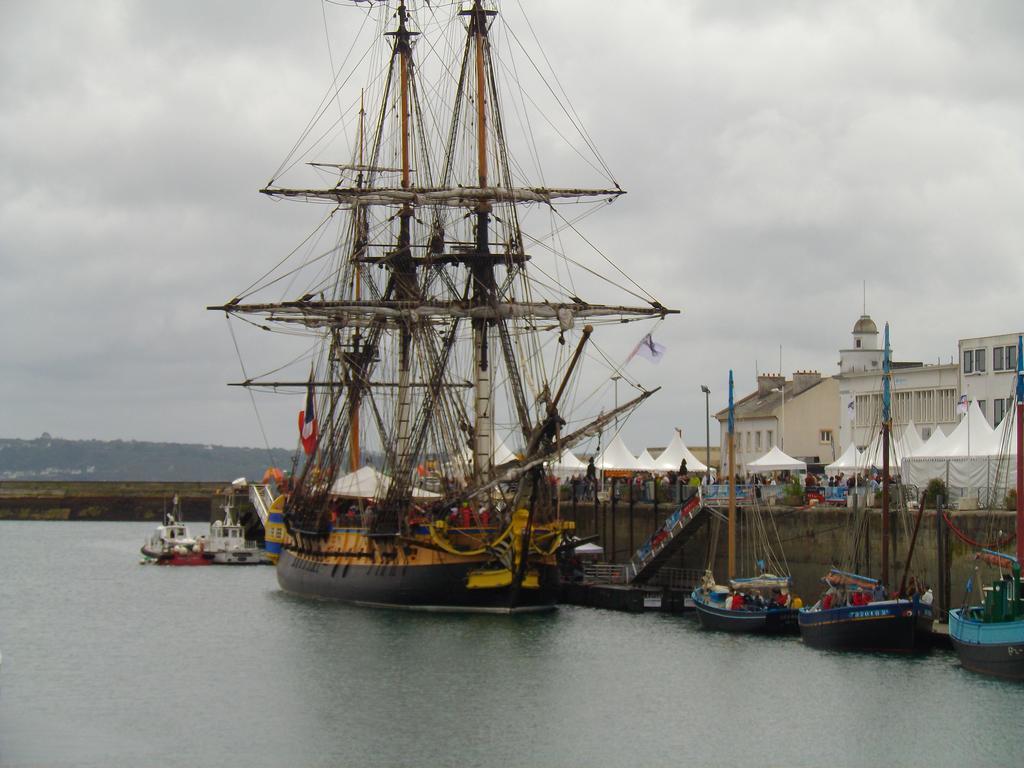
[625, 493, 709, 585]
[247, 483, 276, 527]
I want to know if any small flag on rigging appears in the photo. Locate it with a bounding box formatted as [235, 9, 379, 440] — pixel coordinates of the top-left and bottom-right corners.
[628, 333, 667, 364]
[298, 371, 318, 456]
[956, 394, 969, 415]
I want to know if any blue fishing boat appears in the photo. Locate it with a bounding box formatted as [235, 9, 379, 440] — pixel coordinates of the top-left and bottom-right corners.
[949, 336, 1024, 680]
[692, 370, 801, 634]
[798, 324, 933, 652]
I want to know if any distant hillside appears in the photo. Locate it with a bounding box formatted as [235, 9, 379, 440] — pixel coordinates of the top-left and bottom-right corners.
[0, 436, 295, 482]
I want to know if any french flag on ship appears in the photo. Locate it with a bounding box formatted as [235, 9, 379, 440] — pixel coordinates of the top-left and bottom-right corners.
[298, 372, 318, 456]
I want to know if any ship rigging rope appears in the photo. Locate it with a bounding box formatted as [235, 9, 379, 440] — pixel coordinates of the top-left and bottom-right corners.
[941, 509, 1015, 551]
[509, 0, 618, 184]
[226, 316, 279, 468]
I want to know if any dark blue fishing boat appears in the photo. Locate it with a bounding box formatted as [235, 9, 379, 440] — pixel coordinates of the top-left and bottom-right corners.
[798, 569, 933, 651]
[692, 371, 800, 635]
[949, 336, 1024, 680]
[798, 324, 933, 652]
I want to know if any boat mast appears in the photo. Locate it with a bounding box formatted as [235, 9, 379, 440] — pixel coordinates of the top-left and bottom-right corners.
[728, 369, 736, 580]
[464, 0, 498, 483]
[350, 91, 367, 473]
[1016, 335, 1023, 566]
[881, 322, 891, 587]
[391, 1, 418, 477]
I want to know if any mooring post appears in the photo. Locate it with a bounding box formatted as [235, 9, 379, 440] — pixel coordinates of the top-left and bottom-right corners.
[936, 494, 948, 621]
[610, 477, 618, 562]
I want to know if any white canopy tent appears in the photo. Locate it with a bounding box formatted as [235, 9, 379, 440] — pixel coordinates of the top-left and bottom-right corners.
[746, 446, 807, 472]
[932, 401, 999, 457]
[550, 449, 587, 478]
[825, 443, 864, 474]
[635, 449, 659, 471]
[902, 402, 1017, 500]
[330, 466, 440, 499]
[916, 426, 951, 458]
[900, 420, 925, 457]
[595, 434, 642, 471]
[653, 432, 709, 473]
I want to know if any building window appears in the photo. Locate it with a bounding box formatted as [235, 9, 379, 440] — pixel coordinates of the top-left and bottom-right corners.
[745, 432, 751, 452]
[755, 431, 762, 450]
[963, 350, 973, 374]
[922, 427, 932, 440]
[978, 400, 987, 419]
[994, 398, 1006, 426]
[938, 388, 956, 422]
[975, 348, 986, 373]
[766, 430, 773, 448]
[1008, 345, 1017, 370]
[819, 430, 833, 444]
[856, 339, 862, 349]
[994, 346, 1005, 371]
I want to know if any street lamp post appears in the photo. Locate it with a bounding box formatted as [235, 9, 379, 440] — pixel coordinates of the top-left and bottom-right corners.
[772, 384, 785, 451]
[700, 385, 711, 472]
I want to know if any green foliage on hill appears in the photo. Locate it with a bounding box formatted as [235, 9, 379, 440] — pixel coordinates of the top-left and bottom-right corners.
[0, 436, 295, 482]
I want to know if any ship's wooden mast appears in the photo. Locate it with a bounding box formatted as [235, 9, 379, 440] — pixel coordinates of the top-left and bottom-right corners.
[392, 2, 418, 478]
[464, 0, 498, 484]
[881, 322, 891, 587]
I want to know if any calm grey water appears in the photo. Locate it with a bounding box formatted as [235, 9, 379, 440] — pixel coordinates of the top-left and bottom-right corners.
[1, 520, 1022, 767]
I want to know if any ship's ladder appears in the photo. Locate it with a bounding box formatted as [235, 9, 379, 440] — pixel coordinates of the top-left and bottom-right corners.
[625, 492, 710, 585]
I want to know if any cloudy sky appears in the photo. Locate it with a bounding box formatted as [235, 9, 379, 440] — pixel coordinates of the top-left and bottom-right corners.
[4, 0, 1024, 455]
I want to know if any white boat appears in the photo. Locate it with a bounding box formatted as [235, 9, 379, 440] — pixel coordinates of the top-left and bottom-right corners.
[140, 496, 208, 565]
[198, 491, 268, 565]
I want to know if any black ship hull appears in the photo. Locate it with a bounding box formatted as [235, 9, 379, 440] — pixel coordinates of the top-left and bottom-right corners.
[798, 600, 934, 652]
[691, 590, 798, 634]
[277, 549, 560, 613]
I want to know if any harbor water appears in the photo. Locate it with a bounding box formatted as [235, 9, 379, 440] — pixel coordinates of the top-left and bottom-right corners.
[1, 520, 1022, 767]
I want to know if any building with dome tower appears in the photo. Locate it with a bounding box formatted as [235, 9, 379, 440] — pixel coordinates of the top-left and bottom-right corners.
[837, 313, 958, 453]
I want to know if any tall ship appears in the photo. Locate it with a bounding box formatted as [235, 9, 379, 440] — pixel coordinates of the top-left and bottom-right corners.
[211, 0, 675, 612]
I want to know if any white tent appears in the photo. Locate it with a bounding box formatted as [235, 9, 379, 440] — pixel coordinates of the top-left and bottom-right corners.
[493, 437, 519, 465]
[915, 426, 950, 458]
[747, 446, 807, 472]
[826, 443, 864, 474]
[653, 432, 708, 473]
[330, 466, 440, 499]
[934, 401, 999, 457]
[902, 402, 1016, 497]
[550, 449, 587, 478]
[635, 449, 659, 471]
[595, 434, 642, 471]
[899, 420, 925, 457]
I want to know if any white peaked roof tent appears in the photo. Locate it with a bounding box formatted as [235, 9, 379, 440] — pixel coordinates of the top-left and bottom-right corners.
[654, 432, 709, 473]
[899, 420, 925, 457]
[635, 449, 659, 471]
[826, 443, 864, 474]
[934, 400, 999, 457]
[747, 446, 807, 472]
[550, 449, 587, 478]
[916, 426, 950, 458]
[595, 434, 642, 471]
[330, 466, 440, 499]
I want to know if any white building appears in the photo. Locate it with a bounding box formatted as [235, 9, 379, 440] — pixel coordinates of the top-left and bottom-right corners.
[716, 371, 839, 474]
[836, 314, 958, 450]
[959, 332, 1022, 427]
